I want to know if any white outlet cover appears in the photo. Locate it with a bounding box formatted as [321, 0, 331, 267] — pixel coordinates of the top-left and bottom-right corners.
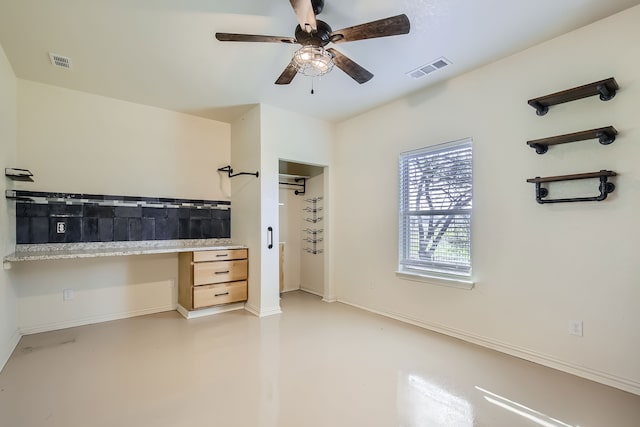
[63, 289, 75, 301]
[569, 320, 583, 337]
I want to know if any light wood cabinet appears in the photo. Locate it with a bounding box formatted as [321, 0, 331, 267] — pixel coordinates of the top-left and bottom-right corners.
[179, 248, 248, 310]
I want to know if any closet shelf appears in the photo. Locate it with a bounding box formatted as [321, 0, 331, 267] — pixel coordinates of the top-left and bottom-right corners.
[526, 170, 616, 204]
[527, 126, 617, 154]
[528, 77, 618, 116]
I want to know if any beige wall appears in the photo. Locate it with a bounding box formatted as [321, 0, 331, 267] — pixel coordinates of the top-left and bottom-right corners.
[16, 80, 231, 200]
[332, 6, 640, 394]
[0, 43, 19, 370]
[12, 81, 231, 333]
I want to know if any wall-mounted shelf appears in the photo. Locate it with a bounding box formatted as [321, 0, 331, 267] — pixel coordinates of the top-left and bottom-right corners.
[527, 126, 617, 154]
[5, 168, 34, 182]
[526, 170, 616, 204]
[528, 77, 618, 116]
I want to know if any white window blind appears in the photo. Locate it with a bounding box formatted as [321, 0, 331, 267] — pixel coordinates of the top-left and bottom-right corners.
[399, 138, 472, 278]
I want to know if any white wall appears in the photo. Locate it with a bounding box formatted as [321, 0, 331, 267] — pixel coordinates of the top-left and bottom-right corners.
[260, 105, 333, 304]
[230, 105, 263, 315]
[0, 43, 19, 370]
[332, 5, 640, 394]
[12, 80, 231, 333]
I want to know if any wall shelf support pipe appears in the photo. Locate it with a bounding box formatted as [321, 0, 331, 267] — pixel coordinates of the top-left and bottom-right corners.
[526, 170, 616, 204]
[217, 165, 259, 178]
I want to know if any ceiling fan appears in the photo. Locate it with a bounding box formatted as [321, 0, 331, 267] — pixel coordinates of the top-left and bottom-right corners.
[215, 0, 410, 85]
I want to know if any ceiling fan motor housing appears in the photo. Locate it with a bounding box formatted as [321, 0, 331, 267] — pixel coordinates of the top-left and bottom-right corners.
[295, 20, 332, 46]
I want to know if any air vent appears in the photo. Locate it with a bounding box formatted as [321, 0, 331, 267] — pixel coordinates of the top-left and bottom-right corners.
[49, 53, 72, 69]
[406, 57, 451, 79]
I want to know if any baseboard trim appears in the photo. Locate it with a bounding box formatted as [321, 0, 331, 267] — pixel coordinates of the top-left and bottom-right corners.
[176, 303, 245, 319]
[0, 329, 21, 373]
[244, 303, 282, 317]
[338, 298, 640, 396]
[300, 287, 323, 298]
[20, 304, 177, 335]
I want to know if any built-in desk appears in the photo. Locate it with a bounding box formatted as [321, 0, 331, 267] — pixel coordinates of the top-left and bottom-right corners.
[3, 239, 244, 269]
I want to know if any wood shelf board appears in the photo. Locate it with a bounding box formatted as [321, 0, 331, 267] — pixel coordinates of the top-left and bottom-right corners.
[527, 170, 616, 184]
[527, 126, 617, 147]
[528, 77, 618, 109]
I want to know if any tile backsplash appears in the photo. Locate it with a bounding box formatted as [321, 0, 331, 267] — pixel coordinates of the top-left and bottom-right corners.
[13, 191, 230, 244]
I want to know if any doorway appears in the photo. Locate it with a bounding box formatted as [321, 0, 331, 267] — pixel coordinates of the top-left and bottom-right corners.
[278, 160, 325, 297]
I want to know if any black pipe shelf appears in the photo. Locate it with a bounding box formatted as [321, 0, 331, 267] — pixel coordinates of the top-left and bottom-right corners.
[528, 77, 618, 116]
[526, 170, 616, 204]
[5, 168, 34, 182]
[527, 126, 617, 154]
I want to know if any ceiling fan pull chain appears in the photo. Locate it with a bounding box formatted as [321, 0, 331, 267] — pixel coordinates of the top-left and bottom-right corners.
[311, 77, 315, 95]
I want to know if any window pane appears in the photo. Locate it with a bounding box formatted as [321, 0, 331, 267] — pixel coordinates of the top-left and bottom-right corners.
[399, 139, 472, 277]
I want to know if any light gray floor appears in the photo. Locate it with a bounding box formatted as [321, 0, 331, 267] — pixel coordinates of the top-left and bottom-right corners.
[1, 291, 639, 426]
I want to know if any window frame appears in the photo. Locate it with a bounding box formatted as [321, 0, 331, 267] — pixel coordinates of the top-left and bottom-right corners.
[396, 138, 474, 289]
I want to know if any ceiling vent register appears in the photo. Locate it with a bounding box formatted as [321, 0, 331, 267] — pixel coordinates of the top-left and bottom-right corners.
[407, 57, 451, 79]
[49, 52, 72, 69]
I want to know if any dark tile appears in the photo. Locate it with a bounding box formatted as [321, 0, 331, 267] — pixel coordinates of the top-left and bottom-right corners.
[222, 209, 230, 220]
[84, 205, 114, 218]
[178, 219, 190, 239]
[211, 209, 223, 220]
[114, 206, 142, 218]
[178, 208, 190, 219]
[23, 203, 49, 217]
[30, 217, 49, 243]
[189, 219, 202, 239]
[221, 219, 231, 238]
[201, 219, 214, 238]
[142, 207, 167, 219]
[142, 218, 155, 240]
[156, 218, 179, 240]
[99, 218, 114, 242]
[129, 218, 142, 241]
[166, 208, 180, 218]
[82, 218, 100, 242]
[48, 202, 83, 217]
[159, 197, 177, 203]
[16, 201, 29, 218]
[66, 218, 82, 243]
[190, 208, 210, 219]
[82, 194, 105, 200]
[16, 217, 29, 244]
[114, 218, 129, 241]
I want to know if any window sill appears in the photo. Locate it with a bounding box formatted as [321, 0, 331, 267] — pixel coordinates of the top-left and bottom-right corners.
[395, 271, 474, 290]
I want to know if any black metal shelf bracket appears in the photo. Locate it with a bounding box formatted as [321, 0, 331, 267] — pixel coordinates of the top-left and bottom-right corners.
[217, 165, 259, 178]
[527, 170, 616, 204]
[5, 168, 34, 182]
[279, 177, 306, 195]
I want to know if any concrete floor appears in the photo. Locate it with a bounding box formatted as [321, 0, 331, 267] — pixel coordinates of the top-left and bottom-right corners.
[1, 290, 639, 426]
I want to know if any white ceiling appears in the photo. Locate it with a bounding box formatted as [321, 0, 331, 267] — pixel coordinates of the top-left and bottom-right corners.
[1, 0, 639, 123]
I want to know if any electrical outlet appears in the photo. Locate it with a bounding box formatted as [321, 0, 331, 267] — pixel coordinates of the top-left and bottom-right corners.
[56, 222, 66, 234]
[569, 320, 583, 337]
[63, 289, 75, 301]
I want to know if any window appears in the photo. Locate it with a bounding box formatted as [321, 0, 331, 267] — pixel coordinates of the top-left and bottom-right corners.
[398, 138, 472, 282]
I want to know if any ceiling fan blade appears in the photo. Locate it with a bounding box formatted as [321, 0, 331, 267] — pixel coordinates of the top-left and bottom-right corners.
[326, 48, 373, 84]
[215, 33, 297, 44]
[330, 14, 410, 44]
[289, 0, 317, 33]
[275, 61, 298, 85]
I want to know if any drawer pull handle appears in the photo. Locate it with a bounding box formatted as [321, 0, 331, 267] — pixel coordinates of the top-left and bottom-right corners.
[215, 292, 230, 297]
[214, 270, 230, 275]
[216, 254, 228, 257]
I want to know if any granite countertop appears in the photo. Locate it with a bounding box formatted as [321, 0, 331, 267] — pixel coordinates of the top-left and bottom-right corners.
[3, 239, 245, 265]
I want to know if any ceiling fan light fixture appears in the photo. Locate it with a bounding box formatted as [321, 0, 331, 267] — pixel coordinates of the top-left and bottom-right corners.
[292, 45, 334, 77]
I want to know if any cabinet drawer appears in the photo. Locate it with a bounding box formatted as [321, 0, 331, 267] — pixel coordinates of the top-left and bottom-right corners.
[193, 281, 247, 308]
[193, 249, 247, 263]
[193, 259, 248, 286]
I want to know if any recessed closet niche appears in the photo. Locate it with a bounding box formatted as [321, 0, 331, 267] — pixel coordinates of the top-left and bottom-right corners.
[278, 160, 325, 297]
